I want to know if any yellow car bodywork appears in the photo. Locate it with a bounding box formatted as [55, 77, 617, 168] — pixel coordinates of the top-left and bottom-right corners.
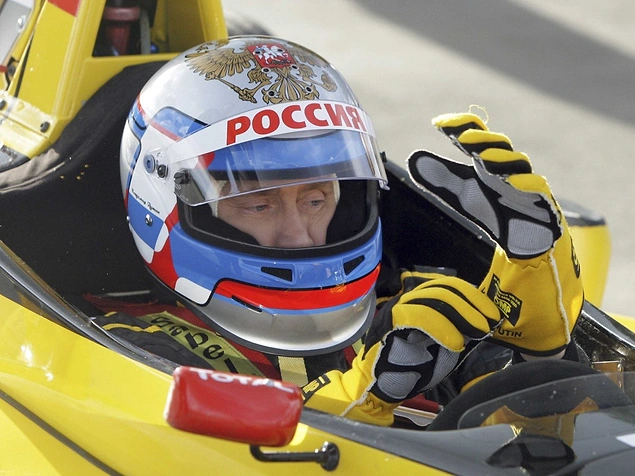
[568, 217, 610, 308]
[0, 292, 442, 474]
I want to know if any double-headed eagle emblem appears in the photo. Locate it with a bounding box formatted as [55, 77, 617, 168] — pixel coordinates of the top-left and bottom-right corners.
[184, 39, 338, 104]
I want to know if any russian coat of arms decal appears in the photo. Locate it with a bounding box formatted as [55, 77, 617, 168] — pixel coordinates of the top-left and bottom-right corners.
[184, 40, 338, 104]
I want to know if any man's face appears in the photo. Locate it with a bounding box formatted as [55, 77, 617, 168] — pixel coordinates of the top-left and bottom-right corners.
[216, 180, 338, 248]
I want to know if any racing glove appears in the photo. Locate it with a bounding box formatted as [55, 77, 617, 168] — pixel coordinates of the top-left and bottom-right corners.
[407, 111, 584, 356]
[302, 275, 502, 426]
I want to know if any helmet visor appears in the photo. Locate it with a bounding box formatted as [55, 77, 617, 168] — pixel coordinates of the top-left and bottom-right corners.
[173, 130, 386, 206]
[164, 102, 388, 206]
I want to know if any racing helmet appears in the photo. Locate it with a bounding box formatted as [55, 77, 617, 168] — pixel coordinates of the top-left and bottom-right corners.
[120, 36, 388, 356]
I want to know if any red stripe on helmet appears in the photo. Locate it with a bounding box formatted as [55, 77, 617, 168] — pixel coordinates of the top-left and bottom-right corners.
[164, 205, 180, 230]
[149, 236, 179, 289]
[214, 265, 380, 311]
[135, 97, 184, 141]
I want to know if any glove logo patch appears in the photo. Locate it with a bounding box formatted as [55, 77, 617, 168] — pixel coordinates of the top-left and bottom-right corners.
[487, 275, 522, 327]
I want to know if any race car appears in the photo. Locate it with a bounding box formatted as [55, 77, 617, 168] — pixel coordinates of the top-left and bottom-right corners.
[2, 0, 635, 474]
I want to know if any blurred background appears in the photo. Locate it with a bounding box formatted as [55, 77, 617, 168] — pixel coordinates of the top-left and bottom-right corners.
[227, 0, 635, 316]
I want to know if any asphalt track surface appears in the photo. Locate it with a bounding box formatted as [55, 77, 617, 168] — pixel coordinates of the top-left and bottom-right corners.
[227, 0, 635, 317]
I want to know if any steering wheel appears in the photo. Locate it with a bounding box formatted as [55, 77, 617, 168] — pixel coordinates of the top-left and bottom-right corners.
[427, 359, 631, 431]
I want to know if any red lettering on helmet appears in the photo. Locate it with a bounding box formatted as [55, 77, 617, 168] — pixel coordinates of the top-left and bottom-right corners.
[345, 106, 367, 132]
[227, 116, 251, 145]
[281, 104, 306, 129]
[253, 109, 280, 135]
[305, 103, 329, 127]
[223, 102, 370, 148]
[324, 103, 352, 128]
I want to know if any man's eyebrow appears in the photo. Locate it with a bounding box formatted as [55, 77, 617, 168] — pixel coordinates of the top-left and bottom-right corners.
[255, 181, 333, 193]
[297, 181, 334, 192]
[227, 181, 335, 200]
[232, 189, 275, 200]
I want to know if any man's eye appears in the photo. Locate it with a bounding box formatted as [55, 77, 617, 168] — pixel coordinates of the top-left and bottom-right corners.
[246, 204, 268, 212]
[309, 199, 325, 207]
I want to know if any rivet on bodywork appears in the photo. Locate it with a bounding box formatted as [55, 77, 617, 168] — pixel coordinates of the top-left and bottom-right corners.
[145, 214, 153, 226]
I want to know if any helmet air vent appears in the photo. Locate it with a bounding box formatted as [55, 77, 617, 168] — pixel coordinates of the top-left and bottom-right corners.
[261, 267, 293, 282]
[343, 255, 365, 275]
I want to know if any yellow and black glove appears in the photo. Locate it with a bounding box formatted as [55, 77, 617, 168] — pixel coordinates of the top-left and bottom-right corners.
[407, 110, 584, 356]
[302, 276, 501, 426]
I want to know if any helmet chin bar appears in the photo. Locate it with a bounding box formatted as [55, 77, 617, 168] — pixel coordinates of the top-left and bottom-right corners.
[184, 288, 377, 357]
[146, 249, 381, 357]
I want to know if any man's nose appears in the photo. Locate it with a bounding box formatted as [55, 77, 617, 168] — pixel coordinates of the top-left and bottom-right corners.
[275, 208, 314, 248]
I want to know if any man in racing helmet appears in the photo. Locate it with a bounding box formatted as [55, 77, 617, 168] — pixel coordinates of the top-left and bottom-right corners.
[92, 36, 586, 426]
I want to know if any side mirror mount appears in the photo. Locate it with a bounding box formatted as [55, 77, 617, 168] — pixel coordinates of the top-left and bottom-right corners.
[164, 367, 303, 447]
